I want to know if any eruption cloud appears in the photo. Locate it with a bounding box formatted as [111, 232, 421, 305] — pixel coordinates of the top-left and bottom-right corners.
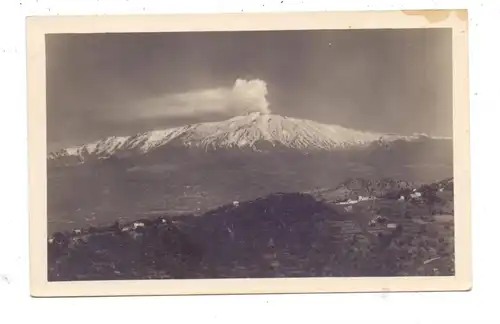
[124, 78, 271, 121]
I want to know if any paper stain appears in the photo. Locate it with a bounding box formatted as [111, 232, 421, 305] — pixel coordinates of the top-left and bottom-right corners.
[0, 274, 11, 285]
[402, 9, 467, 23]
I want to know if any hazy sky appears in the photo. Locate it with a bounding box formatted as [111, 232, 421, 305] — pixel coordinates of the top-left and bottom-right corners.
[46, 28, 452, 151]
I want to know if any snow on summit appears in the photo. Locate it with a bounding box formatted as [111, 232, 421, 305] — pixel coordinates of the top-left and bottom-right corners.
[48, 113, 435, 162]
[187, 112, 385, 149]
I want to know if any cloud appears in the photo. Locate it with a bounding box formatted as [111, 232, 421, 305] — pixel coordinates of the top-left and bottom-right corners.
[125, 78, 271, 120]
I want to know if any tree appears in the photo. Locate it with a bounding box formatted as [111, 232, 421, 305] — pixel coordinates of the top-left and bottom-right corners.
[420, 185, 441, 214]
[51, 232, 69, 247]
[400, 188, 412, 201]
[368, 186, 377, 210]
[48, 232, 69, 261]
[110, 220, 121, 234]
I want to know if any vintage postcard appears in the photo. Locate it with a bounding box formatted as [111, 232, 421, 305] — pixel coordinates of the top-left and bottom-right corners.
[27, 10, 471, 297]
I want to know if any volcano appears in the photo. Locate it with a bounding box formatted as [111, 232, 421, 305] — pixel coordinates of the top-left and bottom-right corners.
[46, 113, 453, 234]
[48, 112, 449, 166]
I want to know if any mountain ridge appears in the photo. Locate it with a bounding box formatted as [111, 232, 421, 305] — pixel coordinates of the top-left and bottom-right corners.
[48, 113, 451, 166]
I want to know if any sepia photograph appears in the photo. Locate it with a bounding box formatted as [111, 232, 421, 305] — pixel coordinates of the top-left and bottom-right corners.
[27, 10, 471, 296]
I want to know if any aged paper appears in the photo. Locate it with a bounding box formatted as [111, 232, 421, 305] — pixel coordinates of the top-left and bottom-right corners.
[27, 10, 471, 297]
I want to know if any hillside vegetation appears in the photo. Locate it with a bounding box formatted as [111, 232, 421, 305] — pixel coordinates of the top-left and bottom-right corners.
[47, 178, 454, 280]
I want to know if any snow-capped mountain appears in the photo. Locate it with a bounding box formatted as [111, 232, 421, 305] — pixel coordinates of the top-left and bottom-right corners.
[48, 112, 446, 165]
[46, 113, 453, 233]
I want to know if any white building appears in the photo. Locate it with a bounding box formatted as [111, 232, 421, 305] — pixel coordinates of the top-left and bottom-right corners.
[410, 192, 422, 199]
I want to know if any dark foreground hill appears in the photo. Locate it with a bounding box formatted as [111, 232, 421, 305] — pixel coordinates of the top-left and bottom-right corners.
[48, 181, 454, 281]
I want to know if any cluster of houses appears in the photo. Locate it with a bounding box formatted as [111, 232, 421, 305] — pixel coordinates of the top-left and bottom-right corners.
[337, 195, 378, 206]
[367, 215, 400, 230]
[335, 186, 428, 207]
[48, 216, 175, 248]
[398, 189, 423, 201]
